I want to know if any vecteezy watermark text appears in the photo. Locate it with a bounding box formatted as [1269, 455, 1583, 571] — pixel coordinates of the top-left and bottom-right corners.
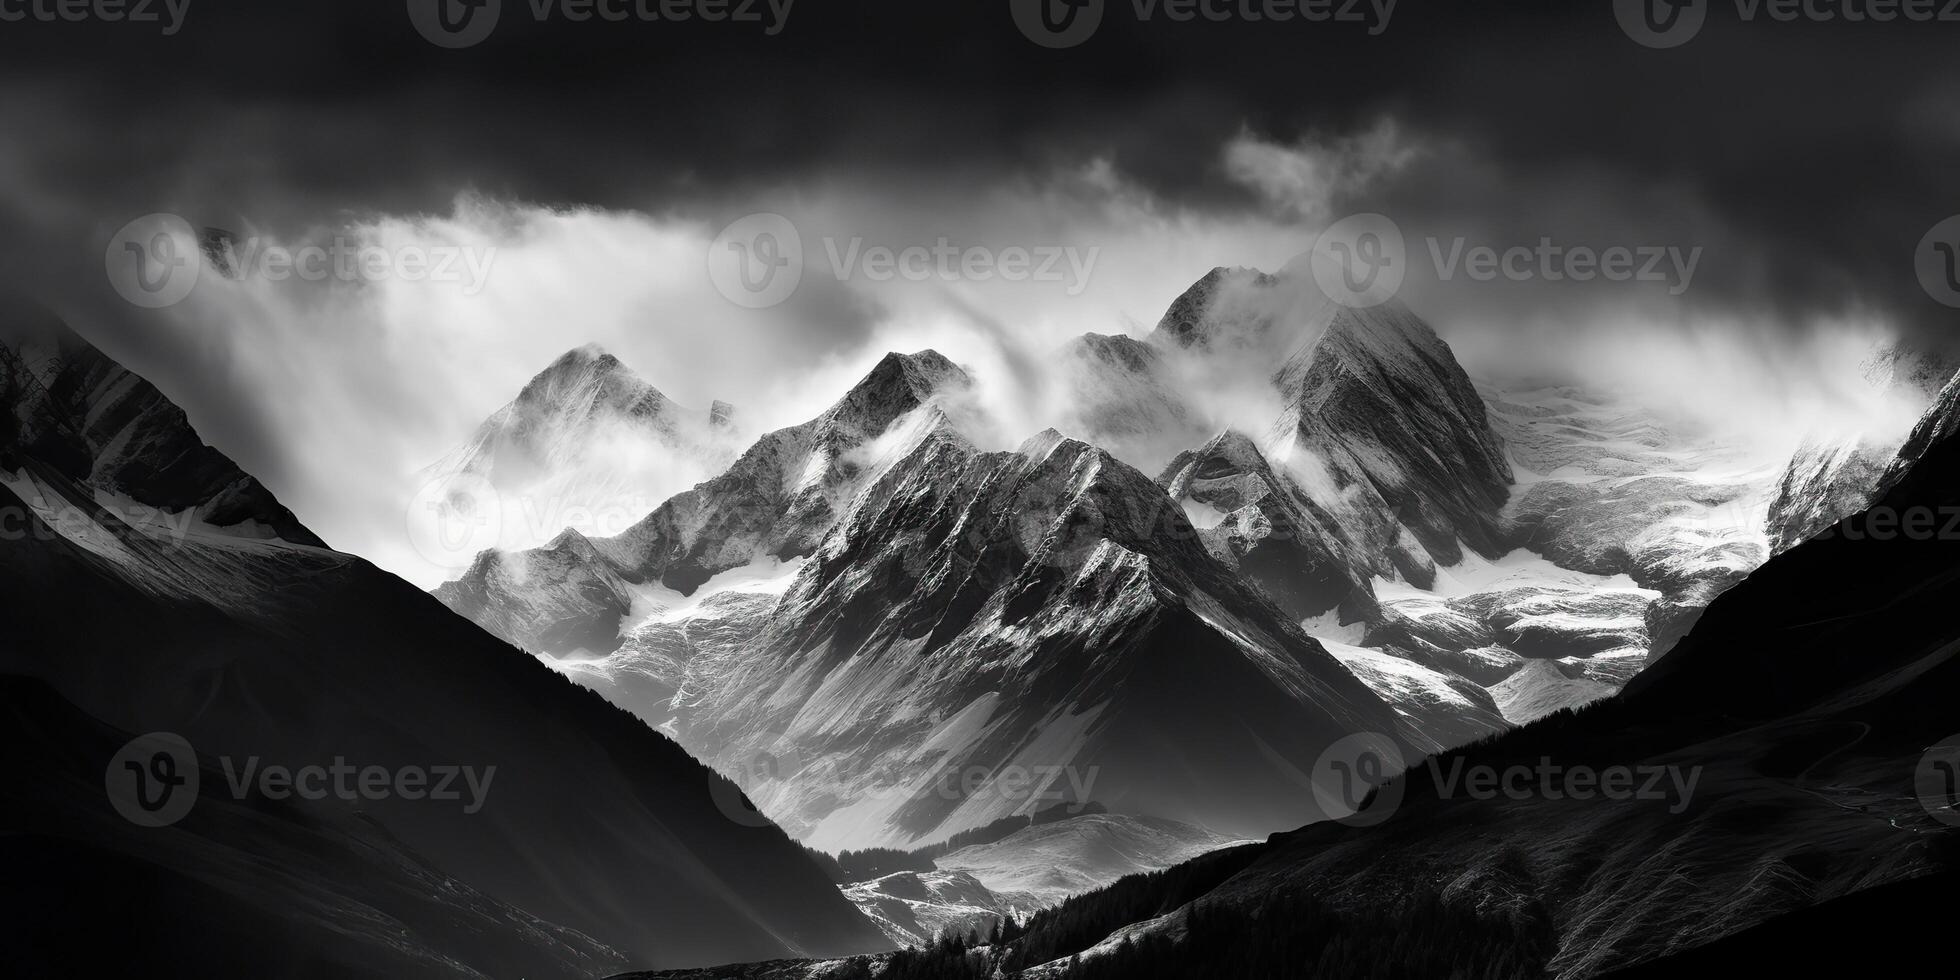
[1011, 0, 1395, 49]
[707, 212, 1101, 308]
[1808, 504, 1960, 543]
[1307, 213, 1704, 308]
[210, 235, 497, 295]
[404, 473, 663, 571]
[1312, 733, 1704, 826]
[219, 756, 496, 814]
[709, 747, 1102, 828]
[407, 0, 795, 49]
[1428, 756, 1702, 815]
[105, 732, 496, 827]
[0, 0, 190, 34]
[1, 499, 199, 546]
[1617, 0, 1960, 48]
[1429, 236, 1701, 296]
[105, 214, 497, 308]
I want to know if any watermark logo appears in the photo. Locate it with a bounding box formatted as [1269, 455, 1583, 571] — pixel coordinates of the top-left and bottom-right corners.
[408, 0, 794, 47]
[1311, 732, 1407, 826]
[708, 212, 1101, 309]
[930, 761, 1100, 809]
[711, 749, 794, 827]
[1309, 213, 1405, 309]
[1916, 215, 1960, 309]
[1012, 0, 1395, 47]
[407, 473, 504, 570]
[707, 744, 1102, 829]
[1620, 0, 1960, 48]
[1011, 0, 1105, 48]
[106, 733, 497, 825]
[204, 229, 497, 295]
[407, 0, 502, 47]
[2, 498, 201, 549]
[1615, 0, 1707, 48]
[1915, 735, 1960, 826]
[1429, 755, 1703, 815]
[1309, 732, 1704, 826]
[0, 0, 191, 34]
[107, 214, 497, 307]
[1809, 503, 1960, 544]
[219, 756, 496, 814]
[709, 212, 805, 309]
[106, 213, 201, 309]
[1308, 213, 1704, 308]
[1428, 236, 1703, 296]
[106, 732, 200, 828]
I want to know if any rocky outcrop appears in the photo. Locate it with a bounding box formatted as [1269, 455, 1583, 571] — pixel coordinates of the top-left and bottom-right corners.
[0, 313, 319, 546]
[1365, 584, 1654, 725]
[555, 589, 777, 732]
[1765, 433, 1900, 555]
[1158, 430, 1385, 623]
[1264, 301, 1515, 567]
[988, 363, 1960, 980]
[681, 426, 1415, 850]
[436, 350, 971, 656]
[1320, 639, 1512, 748]
[1508, 476, 1765, 658]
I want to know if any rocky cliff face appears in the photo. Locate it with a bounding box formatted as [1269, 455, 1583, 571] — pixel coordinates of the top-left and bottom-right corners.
[678, 425, 1416, 851]
[437, 351, 972, 658]
[1881, 369, 1960, 494]
[0, 314, 319, 546]
[1150, 272, 1515, 574]
[1264, 301, 1515, 567]
[1158, 430, 1386, 623]
[1488, 383, 1775, 679]
[1765, 432, 1900, 556]
[954, 368, 1960, 980]
[428, 266, 1944, 887]
[0, 314, 892, 974]
[1761, 346, 1958, 557]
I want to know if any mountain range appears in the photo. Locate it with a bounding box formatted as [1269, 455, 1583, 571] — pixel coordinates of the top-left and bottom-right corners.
[1, 309, 889, 977]
[433, 267, 1902, 862]
[615, 331, 1960, 979]
[14, 257, 1958, 977]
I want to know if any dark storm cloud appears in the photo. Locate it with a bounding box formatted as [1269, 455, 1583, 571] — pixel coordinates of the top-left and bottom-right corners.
[3, 0, 1958, 424]
[5, 2, 1958, 330]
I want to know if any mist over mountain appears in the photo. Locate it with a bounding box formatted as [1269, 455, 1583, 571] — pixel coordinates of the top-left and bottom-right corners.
[651, 329, 1960, 979]
[10, 7, 1960, 972]
[1, 311, 890, 975]
[424, 263, 1945, 871]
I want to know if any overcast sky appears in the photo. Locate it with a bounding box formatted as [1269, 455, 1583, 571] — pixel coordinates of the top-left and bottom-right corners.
[2, 1, 1955, 584]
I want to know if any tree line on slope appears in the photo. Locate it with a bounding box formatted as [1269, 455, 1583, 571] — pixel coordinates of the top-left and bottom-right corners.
[817, 842, 1555, 978]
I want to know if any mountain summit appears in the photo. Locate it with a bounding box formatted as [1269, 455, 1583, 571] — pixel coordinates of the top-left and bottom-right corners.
[436, 349, 973, 656]
[1, 313, 890, 976]
[420, 344, 741, 553]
